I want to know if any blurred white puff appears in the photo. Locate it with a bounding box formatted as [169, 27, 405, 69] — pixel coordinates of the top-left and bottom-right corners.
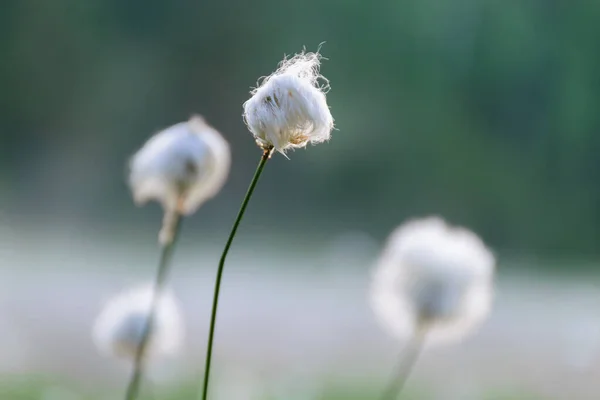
[92, 284, 184, 360]
[243, 50, 334, 154]
[129, 115, 230, 214]
[371, 217, 495, 345]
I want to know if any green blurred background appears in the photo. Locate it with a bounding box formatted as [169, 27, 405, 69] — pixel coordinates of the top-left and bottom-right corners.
[3, 0, 599, 257]
[1, 1, 600, 399]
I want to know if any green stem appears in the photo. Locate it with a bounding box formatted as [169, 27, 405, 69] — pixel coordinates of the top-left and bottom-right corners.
[380, 330, 426, 400]
[124, 212, 183, 400]
[200, 147, 273, 400]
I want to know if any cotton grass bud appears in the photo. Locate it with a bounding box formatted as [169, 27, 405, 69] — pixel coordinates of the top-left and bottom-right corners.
[243, 51, 334, 154]
[129, 115, 230, 215]
[371, 217, 495, 345]
[93, 285, 184, 361]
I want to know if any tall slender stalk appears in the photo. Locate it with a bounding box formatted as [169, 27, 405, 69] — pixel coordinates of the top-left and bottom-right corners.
[380, 329, 427, 400]
[124, 212, 183, 400]
[201, 146, 273, 400]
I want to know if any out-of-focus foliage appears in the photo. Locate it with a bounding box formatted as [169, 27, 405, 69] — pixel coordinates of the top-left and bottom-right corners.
[0, 378, 543, 400]
[2, 0, 598, 257]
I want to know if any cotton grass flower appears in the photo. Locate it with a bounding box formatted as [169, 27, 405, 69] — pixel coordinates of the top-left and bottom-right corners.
[124, 115, 226, 400]
[371, 217, 495, 400]
[129, 115, 230, 217]
[201, 48, 336, 400]
[371, 217, 495, 344]
[243, 51, 334, 154]
[93, 284, 184, 361]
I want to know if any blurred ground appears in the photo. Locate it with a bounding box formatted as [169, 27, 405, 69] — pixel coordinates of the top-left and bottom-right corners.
[0, 226, 599, 400]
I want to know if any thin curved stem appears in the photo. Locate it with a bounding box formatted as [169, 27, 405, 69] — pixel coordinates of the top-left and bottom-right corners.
[124, 212, 183, 400]
[200, 147, 273, 400]
[380, 330, 426, 400]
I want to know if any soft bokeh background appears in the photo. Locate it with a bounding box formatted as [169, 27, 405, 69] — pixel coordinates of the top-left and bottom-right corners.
[1, 0, 599, 399]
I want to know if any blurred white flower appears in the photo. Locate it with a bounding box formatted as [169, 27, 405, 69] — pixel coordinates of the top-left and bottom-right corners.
[371, 217, 495, 345]
[92, 284, 184, 361]
[243, 50, 334, 154]
[129, 115, 230, 215]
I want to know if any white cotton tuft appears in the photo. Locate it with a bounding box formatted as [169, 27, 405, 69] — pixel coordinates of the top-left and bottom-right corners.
[92, 284, 185, 361]
[129, 115, 230, 214]
[370, 217, 495, 345]
[243, 50, 334, 154]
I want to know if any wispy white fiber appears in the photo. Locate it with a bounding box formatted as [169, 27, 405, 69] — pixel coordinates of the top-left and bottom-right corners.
[243, 50, 334, 154]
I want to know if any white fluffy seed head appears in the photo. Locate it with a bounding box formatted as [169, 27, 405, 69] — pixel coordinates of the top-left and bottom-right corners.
[370, 217, 495, 345]
[243, 51, 334, 154]
[129, 115, 230, 215]
[92, 284, 185, 361]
